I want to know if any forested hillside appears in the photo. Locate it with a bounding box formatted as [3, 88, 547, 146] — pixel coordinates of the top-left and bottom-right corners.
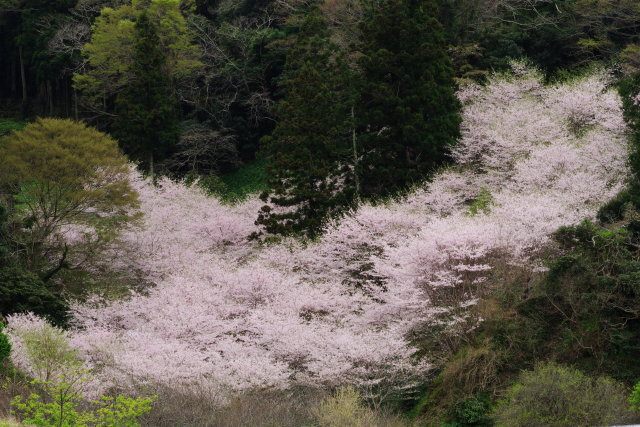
[2, 0, 640, 426]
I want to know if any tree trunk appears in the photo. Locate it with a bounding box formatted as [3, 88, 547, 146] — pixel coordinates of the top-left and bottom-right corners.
[47, 80, 54, 115]
[74, 88, 79, 120]
[149, 152, 155, 181]
[19, 45, 27, 104]
[352, 105, 360, 199]
[10, 59, 17, 98]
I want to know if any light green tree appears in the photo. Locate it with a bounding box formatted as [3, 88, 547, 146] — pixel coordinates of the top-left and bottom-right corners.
[73, 0, 201, 115]
[0, 118, 138, 274]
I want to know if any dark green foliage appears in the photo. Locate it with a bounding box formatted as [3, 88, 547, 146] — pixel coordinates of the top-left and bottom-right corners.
[597, 190, 640, 223]
[631, 381, 640, 412]
[0, 118, 24, 137]
[457, 220, 640, 385]
[0, 0, 77, 117]
[0, 322, 10, 366]
[450, 395, 492, 426]
[436, 0, 640, 76]
[220, 160, 268, 203]
[614, 72, 640, 220]
[357, 0, 461, 197]
[0, 268, 69, 327]
[257, 11, 356, 237]
[620, 72, 640, 174]
[532, 221, 640, 378]
[188, 15, 287, 162]
[113, 11, 179, 175]
[0, 203, 68, 326]
[493, 363, 637, 426]
[413, 217, 640, 423]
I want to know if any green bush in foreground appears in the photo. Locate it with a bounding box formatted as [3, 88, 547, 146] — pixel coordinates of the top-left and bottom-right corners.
[312, 386, 407, 427]
[631, 381, 640, 412]
[12, 375, 155, 427]
[494, 362, 637, 427]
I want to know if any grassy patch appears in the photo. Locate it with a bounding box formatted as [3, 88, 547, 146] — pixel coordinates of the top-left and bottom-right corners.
[220, 159, 268, 202]
[0, 119, 25, 137]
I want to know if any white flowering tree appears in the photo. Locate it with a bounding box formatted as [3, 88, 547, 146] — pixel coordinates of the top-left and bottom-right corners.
[7, 63, 630, 403]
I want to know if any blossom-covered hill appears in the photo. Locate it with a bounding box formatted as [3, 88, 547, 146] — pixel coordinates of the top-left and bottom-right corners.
[8, 64, 630, 401]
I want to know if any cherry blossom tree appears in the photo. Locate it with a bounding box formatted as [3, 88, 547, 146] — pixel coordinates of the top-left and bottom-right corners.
[6, 62, 630, 403]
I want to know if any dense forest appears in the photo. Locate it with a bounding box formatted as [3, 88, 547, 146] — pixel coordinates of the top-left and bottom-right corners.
[2, 0, 640, 425]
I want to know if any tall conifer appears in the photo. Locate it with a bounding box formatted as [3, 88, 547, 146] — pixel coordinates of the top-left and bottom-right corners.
[113, 11, 179, 176]
[357, 0, 461, 196]
[257, 10, 355, 238]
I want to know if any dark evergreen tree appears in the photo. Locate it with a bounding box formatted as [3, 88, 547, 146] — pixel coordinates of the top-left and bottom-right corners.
[357, 0, 461, 197]
[256, 10, 356, 238]
[113, 11, 179, 176]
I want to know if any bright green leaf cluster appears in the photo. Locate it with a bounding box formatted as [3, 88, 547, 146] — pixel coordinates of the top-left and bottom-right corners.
[73, 0, 201, 107]
[12, 376, 155, 426]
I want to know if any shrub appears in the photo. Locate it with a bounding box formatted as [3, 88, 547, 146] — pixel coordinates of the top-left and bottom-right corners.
[450, 394, 492, 426]
[311, 386, 407, 427]
[493, 362, 637, 426]
[631, 381, 640, 412]
[312, 386, 377, 427]
[11, 374, 155, 426]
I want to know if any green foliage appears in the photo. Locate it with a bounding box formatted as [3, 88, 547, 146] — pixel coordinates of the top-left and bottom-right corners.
[74, 0, 201, 111]
[113, 10, 179, 174]
[619, 71, 640, 178]
[311, 386, 406, 427]
[631, 381, 640, 412]
[597, 190, 640, 224]
[196, 175, 230, 198]
[358, 0, 461, 197]
[12, 375, 155, 427]
[257, 10, 356, 237]
[467, 188, 493, 216]
[0, 118, 138, 272]
[312, 386, 377, 427]
[535, 221, 640, 379]
[13, 319, 80, 382]
[0, 323, 10, 366]
[220, 160, 268, 202]
[438, 0, 640, 75]
[452, 219, 640, 384]
[187, 159, 268, 204]
[185, 15, 287, 161]
[0, 268, 69, 327]
[493, 363, 636, 426]
[0, 203, 10, 268]
[0, 200, 69, 326]
[450, 394, 492, 426]
[413, 216, 640, 422]
[0, 119, 24, 137]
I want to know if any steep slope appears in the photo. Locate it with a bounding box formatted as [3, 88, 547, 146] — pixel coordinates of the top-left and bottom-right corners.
[8, 64, 630, 401]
